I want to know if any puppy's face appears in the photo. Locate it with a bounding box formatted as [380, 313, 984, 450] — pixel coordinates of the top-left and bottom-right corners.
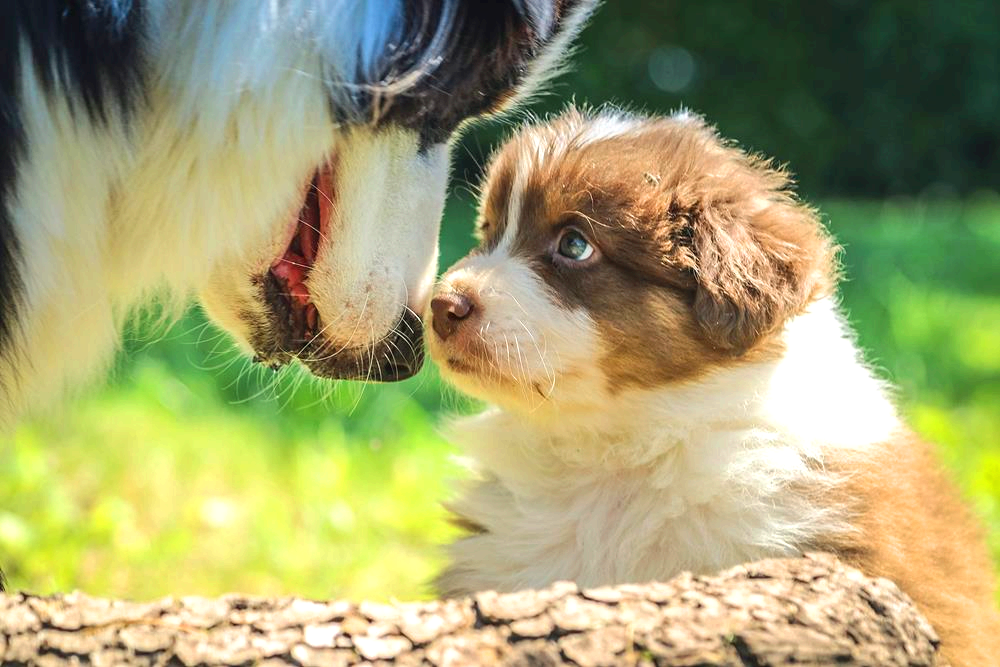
[199, 0, 598, 382]
[429, 109, 835, 414]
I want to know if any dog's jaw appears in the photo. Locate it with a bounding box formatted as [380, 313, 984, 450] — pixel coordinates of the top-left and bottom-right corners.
[201, 127, 447, 382]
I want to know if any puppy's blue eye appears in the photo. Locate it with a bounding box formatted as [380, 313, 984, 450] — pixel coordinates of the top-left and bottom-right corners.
[557, 229, 595, 261]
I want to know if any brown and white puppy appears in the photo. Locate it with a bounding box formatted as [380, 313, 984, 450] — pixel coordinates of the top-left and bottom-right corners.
[427, 107, 1000, 667]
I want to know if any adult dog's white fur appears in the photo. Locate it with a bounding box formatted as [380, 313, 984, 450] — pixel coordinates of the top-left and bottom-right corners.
[0, 0, 597, 428]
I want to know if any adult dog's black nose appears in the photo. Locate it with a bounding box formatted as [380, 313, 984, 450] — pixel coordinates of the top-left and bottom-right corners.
[431, 292, 475, 341]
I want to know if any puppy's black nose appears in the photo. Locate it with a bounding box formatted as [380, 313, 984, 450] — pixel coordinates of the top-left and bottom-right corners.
[431, 292, 474, 341]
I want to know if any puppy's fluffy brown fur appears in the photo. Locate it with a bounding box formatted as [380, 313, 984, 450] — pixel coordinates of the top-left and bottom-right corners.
[428, 107, 1000, 667]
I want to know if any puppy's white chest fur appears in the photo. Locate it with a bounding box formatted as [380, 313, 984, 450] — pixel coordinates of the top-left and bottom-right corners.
[438, 300, 899, 596]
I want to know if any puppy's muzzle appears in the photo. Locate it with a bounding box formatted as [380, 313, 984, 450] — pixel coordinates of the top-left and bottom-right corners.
[431, 292, 476, 341]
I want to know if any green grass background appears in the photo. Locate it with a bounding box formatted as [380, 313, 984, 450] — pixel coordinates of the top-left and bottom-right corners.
[1, 196, 998, 601]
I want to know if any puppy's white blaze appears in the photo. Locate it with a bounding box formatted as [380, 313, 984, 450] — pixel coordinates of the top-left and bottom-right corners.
[498, 150, 535, 253]
[306, 129, 448, 346]
[442, 297, 901, 593]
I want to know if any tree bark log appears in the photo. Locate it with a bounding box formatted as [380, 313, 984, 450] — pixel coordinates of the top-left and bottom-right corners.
[0, 553, 940, 666]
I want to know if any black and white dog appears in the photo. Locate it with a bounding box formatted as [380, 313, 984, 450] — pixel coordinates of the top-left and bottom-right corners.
[0, 0, 596, 428]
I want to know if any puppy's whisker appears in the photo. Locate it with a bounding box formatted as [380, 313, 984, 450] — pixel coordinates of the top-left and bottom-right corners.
[517, 319, 555, 401]
[502, 333, 518, 385]
[512, 334, 530, 400]
[473, 330, 502, 380]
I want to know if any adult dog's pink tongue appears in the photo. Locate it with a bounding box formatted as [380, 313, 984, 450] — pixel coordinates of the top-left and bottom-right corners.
[271, 180, 324, 308]
[266, 164, 333, 341]
[271, 258, 309, 305]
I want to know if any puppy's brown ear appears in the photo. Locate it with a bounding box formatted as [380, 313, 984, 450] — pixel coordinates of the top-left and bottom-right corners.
[687, 163, 835, 353]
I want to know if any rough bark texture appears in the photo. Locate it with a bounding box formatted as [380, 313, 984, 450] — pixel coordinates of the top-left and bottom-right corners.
[0, 553, 940, 666]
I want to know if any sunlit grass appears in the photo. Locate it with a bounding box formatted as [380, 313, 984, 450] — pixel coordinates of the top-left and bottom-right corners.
[1, 360, 465, 600]
[829, 197, 1000, 564]
[1, 198, 998, 600]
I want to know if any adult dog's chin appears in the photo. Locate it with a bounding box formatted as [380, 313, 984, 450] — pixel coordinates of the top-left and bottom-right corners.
[249, 279, 424, 382]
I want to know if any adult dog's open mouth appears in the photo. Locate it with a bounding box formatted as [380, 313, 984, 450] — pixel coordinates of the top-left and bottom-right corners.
[268, 167, 333, 346]
[249, 161, 424, 382]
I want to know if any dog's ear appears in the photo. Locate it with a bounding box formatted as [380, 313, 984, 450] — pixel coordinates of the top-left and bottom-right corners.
[366, 0, 597, 133]
[510, 0, 596, 39]
[679, 153, 836, 354]
[493, 0, 599, 112]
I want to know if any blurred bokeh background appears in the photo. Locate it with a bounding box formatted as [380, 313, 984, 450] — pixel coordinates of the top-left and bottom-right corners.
[2, 0, 998, 600]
